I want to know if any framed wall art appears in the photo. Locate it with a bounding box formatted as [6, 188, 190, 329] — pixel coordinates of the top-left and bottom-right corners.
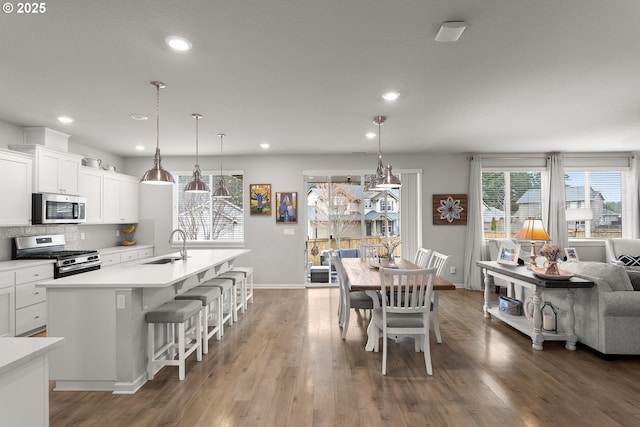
[250, 184, 272, 216]
[276, 192, 297, 223]
[433, 194, 467, 225]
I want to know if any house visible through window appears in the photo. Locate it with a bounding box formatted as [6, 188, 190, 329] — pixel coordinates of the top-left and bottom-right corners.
[565, 171, 622, 238]
[173, 172, 244, 241]
[482, 171, 542, 238]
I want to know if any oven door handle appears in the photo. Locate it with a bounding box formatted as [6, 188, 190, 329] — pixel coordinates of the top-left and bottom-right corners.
[57, 260, 102, 274]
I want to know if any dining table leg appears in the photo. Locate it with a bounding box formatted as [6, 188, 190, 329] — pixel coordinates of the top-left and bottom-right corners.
[364, 290, 380, 351]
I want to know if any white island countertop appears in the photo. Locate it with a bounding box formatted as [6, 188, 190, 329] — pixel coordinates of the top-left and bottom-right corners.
[36, 249, 250, 289]
[0, 337, 65, 376]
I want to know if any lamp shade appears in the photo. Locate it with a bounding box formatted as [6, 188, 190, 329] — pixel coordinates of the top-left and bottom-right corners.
[516, 218, 551, 241]
[141, 147, 174, 185]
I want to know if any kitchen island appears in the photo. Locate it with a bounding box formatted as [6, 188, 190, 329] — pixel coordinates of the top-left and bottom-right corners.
[0, 337, 64, 427]
[36, 248, 250, 394]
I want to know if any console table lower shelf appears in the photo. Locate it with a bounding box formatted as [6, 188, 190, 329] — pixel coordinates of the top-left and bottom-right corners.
[486, 306, 576, 348]
[477, 261, 594, 351]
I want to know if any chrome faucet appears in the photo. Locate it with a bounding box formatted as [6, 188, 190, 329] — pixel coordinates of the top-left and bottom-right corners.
[169, 229, 188, 260]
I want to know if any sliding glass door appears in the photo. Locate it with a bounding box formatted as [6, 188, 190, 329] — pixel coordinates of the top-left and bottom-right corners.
[305, 173, 402, 285]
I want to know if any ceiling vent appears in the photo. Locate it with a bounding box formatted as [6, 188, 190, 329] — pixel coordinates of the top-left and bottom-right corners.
[435, 21, 467, 42]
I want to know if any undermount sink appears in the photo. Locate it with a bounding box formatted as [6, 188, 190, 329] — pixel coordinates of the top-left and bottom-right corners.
[143, 257, 183, 265]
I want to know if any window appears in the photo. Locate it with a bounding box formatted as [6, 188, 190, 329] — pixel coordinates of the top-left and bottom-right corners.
[565, 171, 622, 238]
[380, 199, 394, 212]
[173, 172, 244, 241]
[482, 171, 543, 238]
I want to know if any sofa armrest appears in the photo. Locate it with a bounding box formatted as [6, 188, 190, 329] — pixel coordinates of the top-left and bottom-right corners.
[601, 292, 640, 317]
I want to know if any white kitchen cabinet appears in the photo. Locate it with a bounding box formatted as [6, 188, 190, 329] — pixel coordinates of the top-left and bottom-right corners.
[103, 173, 139, 224]
[14, 264, 52, 336]
[119, 250, 138, 263]
[100, 253, 121, 268]
[0, 271, 15, 337]
[80, 167, 104, 224]
[99, 246, 154, 268]
[0, 148, 32, 226]
[10, 144, 82, 195]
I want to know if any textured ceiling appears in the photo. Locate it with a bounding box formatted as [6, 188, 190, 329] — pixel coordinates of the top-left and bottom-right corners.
[1, 0, 640, 157]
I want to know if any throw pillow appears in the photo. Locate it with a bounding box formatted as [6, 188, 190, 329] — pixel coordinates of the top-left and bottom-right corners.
[618, 254, 640, 267]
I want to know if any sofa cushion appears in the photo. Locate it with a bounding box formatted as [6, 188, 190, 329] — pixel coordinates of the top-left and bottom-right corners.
[561, 260, 634, 292]
[625, 267, 640, 291]
[618, 255, 640, 267]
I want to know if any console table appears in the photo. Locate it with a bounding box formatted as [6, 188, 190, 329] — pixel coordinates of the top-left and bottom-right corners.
[477, 261, 594, 351]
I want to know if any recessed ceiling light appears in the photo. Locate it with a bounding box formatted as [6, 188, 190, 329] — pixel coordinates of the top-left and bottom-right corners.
[365, 132, 376, 139]
[130, 114, 148, 121]
[382, 92, 400, 101]
[135, 145, 145, 151]
[57, 116, 74, 124]
[260, 143, 270, 149]
[435, 21, 467, 42]
[165, 36, 192, 51]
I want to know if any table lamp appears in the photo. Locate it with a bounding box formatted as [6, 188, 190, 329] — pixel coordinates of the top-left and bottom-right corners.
[516, 218, 550, 268]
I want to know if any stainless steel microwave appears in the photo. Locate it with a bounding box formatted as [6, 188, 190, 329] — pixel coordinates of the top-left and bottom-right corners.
[32, 193, 86, 224]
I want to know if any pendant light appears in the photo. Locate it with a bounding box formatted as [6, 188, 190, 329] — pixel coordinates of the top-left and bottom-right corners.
[141, 81, 175, 185]
[368, 115, 400, 190]
[212, 133, 231, 199]
[184, 113, 209, 193]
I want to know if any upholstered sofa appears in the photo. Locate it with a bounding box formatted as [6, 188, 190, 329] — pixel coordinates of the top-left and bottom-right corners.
[545, 260, 640, 355]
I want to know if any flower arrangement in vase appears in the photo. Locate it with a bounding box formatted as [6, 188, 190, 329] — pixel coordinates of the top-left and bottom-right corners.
[381, 235, 401, 265]
[539, 244, 562, 275]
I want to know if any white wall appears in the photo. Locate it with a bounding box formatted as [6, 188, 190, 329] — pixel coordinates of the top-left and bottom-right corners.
[124, 152, 470, 286]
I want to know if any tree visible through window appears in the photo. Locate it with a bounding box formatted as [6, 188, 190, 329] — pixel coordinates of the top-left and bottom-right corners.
[173, 173, 244, 241]
[482, 171, 542, 238]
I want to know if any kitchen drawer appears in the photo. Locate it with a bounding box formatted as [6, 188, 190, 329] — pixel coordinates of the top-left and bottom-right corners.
[0, 270, 14, 288]
[120, 251, 138, 263]
[100, 253, 121, 268]
[16, 301, 46, 336]
[15, 264, 53, 285]
[137, 248, 153, 259]
[16, 282, 46, 309]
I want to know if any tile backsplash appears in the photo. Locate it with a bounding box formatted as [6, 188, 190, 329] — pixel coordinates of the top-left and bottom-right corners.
[0, 223, 140, 261]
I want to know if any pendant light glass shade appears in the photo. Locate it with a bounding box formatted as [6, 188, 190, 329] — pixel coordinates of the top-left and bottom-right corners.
[213, 133, 231, 199]
[184, 113, 209, 193]
[368, 115, 400, 190]
[141, 81, 175, 185]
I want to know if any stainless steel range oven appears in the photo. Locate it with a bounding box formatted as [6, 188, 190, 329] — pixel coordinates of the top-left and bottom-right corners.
[13, 235, 101, 278]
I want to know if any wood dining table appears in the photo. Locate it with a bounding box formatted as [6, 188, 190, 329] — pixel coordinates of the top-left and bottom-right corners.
[341, 257, 456, 351]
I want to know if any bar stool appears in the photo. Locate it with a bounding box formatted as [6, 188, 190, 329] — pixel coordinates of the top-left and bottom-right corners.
[198, 278, 235, 331]
[218, 271, 246, 319]
[146, 300, 202, 381]
[175, 286, 223, 354]
[231, 267, 254, 305]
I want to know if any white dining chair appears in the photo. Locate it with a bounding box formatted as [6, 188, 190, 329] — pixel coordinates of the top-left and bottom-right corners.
[426, 251, 450, 344]
[413, 248, 433, 268]
[330, 251, 374, 339]
[372, 266, 437, 375]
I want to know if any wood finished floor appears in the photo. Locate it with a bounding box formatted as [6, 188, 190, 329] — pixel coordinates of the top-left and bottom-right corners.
[46, 288, 640, 427]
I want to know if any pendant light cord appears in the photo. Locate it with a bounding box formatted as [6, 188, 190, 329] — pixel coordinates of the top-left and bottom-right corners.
[195, 115, 200, 164]
[155, 83, 160, 150]
[218, 133, 226, 177]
